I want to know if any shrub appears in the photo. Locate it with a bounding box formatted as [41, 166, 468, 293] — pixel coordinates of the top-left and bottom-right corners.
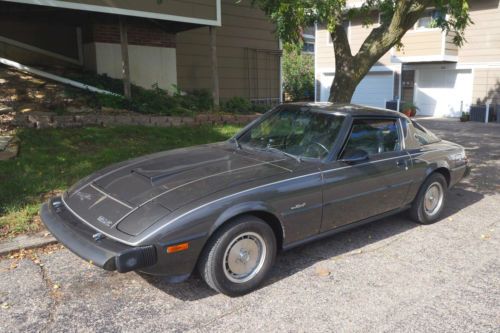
[221, 97, 253, 114]
[282, 49, 314, 101]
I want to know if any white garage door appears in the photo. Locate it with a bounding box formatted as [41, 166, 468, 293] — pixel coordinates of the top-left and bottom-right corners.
[320, 72, 394, 108]
[415, 69, 472, 117]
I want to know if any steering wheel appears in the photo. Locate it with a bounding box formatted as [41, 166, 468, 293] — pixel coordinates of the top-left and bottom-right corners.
[304, 141, 329, 158]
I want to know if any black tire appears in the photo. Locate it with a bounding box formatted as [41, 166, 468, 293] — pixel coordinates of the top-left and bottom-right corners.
[197, 215, 277, 296]
[410, 172, 448, 224]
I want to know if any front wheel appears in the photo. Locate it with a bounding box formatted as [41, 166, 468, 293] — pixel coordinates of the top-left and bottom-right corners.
[198, 216, 277, 296]
[410, 173, 448, 224]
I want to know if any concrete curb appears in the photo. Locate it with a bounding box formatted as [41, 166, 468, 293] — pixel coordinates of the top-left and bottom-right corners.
[0, 231, 57, 256]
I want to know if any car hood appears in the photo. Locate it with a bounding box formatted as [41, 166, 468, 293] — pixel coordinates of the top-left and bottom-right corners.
[63, 143, 291, 236]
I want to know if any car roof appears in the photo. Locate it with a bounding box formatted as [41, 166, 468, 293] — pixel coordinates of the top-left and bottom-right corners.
[286, 102, 402, 118]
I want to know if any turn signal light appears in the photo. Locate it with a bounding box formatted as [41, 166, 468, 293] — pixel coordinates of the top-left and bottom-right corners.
[166, 242, 189, 254]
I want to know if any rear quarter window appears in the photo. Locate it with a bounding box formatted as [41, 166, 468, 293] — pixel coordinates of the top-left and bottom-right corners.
[411, 121, 441, 145]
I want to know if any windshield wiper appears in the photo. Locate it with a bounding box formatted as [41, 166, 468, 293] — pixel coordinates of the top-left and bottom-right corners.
[265, 146, 302, 163]
[232, 137, 242, 150]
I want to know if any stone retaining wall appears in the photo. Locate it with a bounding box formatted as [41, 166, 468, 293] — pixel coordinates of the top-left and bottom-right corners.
[14, 112, 260, 129]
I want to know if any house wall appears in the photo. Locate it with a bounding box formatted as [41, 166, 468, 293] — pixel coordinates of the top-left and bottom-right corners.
[176, 0, 280, 101]
[459, 0, 500, 63]
[83, 18, 178, 91]
[472, 68, 500, 104]
[461, 0, 500, 104]
[395, 30, 443, 57]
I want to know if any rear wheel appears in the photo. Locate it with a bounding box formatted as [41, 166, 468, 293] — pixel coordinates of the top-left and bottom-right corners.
[198, 216, 277, 296]
[410, 173, 448, 224]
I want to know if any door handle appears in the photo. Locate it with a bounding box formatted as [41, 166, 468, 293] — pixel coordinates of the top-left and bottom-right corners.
[396, 160, 409, 170]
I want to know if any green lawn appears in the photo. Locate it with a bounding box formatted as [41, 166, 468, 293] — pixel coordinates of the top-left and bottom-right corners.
[0, 125, 240, 238]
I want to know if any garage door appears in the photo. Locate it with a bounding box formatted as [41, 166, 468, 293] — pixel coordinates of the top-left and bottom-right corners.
[415, 69, 472, 117]
[320, 72, 394, 108]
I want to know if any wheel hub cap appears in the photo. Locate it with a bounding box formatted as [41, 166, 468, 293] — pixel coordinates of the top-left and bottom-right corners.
[223, 232, 266, 283]
[424, 182, 444, 216]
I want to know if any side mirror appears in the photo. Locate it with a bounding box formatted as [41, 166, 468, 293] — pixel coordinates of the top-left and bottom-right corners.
[340, 149, 369, 164]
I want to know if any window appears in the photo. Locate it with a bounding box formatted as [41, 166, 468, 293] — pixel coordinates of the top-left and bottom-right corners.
[412, 121, 441, 145]
[302, 42, 315, 54]
[341, 119, 400, 157]
[238, 107, 345, 159]
[415, 9, 443, 29]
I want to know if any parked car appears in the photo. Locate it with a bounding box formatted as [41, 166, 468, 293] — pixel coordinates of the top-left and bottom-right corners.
[41, 103, 470, 296]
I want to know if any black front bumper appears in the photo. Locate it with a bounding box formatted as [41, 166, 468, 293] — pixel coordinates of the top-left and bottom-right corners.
[40, 198, 157, 273]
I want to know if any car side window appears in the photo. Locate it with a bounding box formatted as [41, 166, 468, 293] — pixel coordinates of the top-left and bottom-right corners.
[412, 121, 441, 145]
[341, 118, 400, 157]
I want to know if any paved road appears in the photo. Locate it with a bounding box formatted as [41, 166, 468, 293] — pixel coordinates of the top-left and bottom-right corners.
[1, 119, 499, 332]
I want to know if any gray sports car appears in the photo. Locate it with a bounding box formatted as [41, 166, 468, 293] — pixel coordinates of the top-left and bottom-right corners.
[41, 103, 470, 296]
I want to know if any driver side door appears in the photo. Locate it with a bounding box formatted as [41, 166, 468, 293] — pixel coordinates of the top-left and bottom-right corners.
[320, 117, 412, 232]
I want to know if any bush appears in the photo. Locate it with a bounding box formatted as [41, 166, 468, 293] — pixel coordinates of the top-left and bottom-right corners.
[282, 49, 314, 101]
[221, 97, 253, 114]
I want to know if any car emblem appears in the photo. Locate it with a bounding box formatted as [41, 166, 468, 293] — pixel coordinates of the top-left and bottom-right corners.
[76, 191, 92, 201]
[290, 203, 306, 210]
[97, 216, 113, 227]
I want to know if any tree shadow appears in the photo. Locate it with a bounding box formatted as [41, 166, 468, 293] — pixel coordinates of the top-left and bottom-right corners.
[142, 186, 484, 301]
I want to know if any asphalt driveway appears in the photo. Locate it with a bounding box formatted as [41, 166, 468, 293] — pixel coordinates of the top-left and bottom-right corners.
[1, 119, 499, 332]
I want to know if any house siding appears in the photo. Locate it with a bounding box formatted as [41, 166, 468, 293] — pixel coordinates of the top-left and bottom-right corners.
[459, 0, 500, 63]
[472, 68, 500, 104]
[176, 0, 280, 101]
[395, 30, 443, 57]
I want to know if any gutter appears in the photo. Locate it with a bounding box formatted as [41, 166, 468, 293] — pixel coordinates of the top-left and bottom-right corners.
[0, 56, 119, 96]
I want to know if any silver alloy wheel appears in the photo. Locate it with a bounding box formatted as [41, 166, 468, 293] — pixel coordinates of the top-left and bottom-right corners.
[223, 232, 267, 284]
[424, 181, 444, 217]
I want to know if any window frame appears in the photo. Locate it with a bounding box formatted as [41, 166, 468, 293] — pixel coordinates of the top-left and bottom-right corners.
[336, 116, 404, 161]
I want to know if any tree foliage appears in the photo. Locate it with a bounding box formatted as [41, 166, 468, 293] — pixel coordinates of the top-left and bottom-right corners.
[252, 0, 472, 102]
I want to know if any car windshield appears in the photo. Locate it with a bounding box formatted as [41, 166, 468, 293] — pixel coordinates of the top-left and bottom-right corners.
[237, 106, 345, 160]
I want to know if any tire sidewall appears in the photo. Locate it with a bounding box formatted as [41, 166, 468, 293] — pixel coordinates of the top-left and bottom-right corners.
[207, 217, 277, 296]
[415, 173, 448, 224]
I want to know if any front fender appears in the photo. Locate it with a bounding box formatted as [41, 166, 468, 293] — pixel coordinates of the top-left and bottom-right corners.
[211, 201, 284, 237]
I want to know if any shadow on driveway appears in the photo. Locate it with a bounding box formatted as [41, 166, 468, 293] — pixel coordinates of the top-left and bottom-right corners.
[141, 186, 484, 301]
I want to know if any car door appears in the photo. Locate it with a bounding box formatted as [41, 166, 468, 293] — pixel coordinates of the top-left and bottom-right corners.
[320, 117, 412, 232]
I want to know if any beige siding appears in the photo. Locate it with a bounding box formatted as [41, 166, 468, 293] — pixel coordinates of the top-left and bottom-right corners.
[459, 0, 500, 63]
[396, 30, 443, 57]
[315, 16, 392, 72]
[315, 26, 335, 71]
[176, 0, 280, 100]
[349, 16, 392, 66]
[472, 69, 500, 104]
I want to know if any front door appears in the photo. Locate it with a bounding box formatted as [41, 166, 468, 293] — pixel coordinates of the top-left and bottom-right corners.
[320, 117, 412, 231]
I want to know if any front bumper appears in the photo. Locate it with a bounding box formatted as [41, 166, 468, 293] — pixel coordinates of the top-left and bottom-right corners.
[40, 197, 157, 273]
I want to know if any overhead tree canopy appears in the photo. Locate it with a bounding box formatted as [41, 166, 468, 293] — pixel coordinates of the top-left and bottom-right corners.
[252, 0, 472, 103]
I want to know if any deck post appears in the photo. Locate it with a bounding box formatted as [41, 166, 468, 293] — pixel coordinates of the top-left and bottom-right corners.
[119, 16, 132, 99]
[210, 26, 220, 110]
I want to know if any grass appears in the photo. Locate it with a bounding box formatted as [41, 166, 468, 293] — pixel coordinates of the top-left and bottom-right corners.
[0, 125, 241, 238]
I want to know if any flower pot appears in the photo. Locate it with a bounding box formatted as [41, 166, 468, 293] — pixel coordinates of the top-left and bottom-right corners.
[403, 109, 412, 117]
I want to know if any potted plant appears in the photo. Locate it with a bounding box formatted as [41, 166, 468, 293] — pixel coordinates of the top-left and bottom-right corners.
[460, 111, 470, 122]
[402, 102, 418, 117]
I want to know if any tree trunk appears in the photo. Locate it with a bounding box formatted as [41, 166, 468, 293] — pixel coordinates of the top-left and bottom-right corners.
[329, 70, 358, 103]
[326, 0, 432, 103]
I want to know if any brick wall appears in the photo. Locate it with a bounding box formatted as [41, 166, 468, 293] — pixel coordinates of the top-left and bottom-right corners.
[86, 18, 176, 48]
